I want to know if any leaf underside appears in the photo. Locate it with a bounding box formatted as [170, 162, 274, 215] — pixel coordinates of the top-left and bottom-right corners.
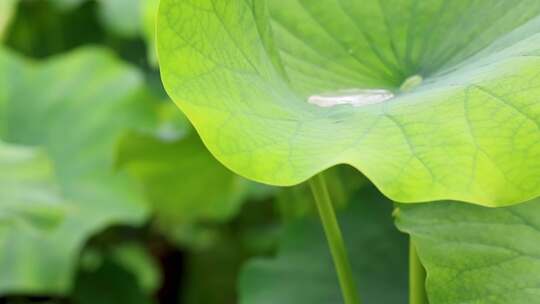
[158, 0, 540, 206]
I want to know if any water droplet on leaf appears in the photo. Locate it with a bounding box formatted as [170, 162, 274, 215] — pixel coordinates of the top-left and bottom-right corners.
[308, 89, 394, 108]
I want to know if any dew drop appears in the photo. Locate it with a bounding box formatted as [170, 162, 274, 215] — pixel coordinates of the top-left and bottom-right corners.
[308, 89, 394, 108]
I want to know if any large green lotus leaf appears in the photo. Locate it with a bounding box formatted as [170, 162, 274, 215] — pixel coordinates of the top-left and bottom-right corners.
[158, 0, 540, 206]
[0, 0, 17, 41]
[396, 199, 540, 304]
[0, 48, 152, 294]
[0, 141, 68, 230]
[239, 185, 408, 304]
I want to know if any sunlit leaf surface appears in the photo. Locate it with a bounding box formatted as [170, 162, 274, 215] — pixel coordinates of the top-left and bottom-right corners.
[158, 0, 540, 206]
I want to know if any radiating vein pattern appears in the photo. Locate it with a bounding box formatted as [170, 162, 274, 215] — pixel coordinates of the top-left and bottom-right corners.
[158, 0, 540, 206]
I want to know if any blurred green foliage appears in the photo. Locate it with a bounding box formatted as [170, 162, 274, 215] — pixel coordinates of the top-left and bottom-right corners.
[0, 45, 154, 294]
[240, 185, 408, 304]
[0, 141, 67, 230]
[0, 0, 18, 41]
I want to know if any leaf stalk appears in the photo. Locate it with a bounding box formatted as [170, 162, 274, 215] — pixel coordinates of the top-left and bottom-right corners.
[309, 173, 361, 304]
[409, 239, 428, 304]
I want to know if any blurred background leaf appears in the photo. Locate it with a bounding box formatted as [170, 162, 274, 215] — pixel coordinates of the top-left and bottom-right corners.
[0, 141, 68, 230]
[117, 113, 249, 228]
[49, 0, 86, 11]
[141, 0, 159, 66]
[0, 47, 154, 294]
[240, 185, 408, 304]
[0, 0, 18, 41]
[111, 242, 162, 294]
[96, 0, 142, 38]
[73, 256, 155, 304]
[116, 102, 266, 251]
